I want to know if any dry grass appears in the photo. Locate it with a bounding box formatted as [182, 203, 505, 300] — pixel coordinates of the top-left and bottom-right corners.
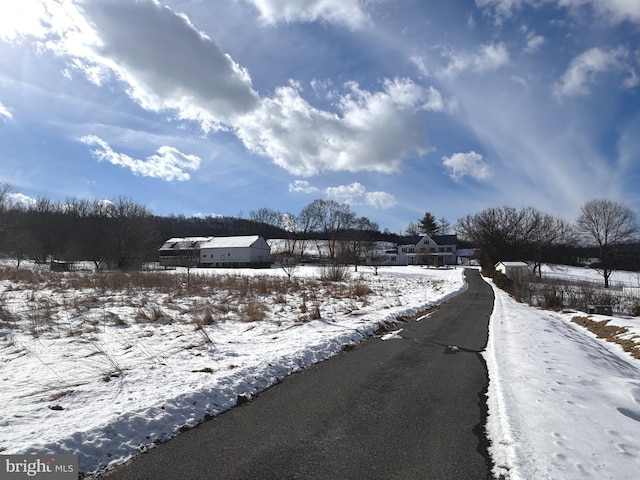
[0, 267, 379, 338]
[572, 316, 640, 360]
[241, 299, 268, 322]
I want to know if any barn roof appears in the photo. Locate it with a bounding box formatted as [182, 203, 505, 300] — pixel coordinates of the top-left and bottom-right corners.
[200, 235, 263, 249]
[159, 237, 213, 251]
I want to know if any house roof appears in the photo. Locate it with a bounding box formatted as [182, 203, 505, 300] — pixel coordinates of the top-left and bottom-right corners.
[399, 234, 458, 247]
[201, 235, 263, 249]
[431, 235, 457, 245]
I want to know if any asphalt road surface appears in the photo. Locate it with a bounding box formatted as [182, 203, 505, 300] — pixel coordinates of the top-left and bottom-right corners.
[101, 268, 494, 480]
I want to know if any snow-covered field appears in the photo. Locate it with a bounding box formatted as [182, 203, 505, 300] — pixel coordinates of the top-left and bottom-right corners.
[540, 264, 640, 288]
[2, 263, 639, 479]
[0, 264, 465, 475]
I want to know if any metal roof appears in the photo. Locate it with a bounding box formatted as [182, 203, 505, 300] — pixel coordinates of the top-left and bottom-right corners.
[200, 235, 263, 249]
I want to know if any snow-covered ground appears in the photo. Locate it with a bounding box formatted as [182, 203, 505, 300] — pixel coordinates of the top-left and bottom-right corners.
[485, 278, 640, 479]
[0, 265, 465, 475]
[540, 264, 640, 288]
[2, 263, 640, 479]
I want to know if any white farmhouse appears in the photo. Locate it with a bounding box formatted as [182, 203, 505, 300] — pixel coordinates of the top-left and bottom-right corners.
[367, 234, 458, 267]
[199, 235, 271, 268]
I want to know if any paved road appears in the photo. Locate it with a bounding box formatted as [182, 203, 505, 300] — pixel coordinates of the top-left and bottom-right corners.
[102, 269, 494, 480]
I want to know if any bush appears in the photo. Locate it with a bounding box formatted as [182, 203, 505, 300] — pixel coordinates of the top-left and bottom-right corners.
[320, 263, 350, 282]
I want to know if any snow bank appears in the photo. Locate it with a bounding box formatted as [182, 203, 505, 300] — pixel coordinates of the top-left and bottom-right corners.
[484, 279, 640, 480]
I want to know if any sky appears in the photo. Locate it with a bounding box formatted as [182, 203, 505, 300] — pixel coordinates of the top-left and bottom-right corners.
[0, 0, 639, 234]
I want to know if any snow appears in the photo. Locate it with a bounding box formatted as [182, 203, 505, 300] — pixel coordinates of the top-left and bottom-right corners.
[485, 276, 640, 479]
[3, 263, 640, 479]
[0, 265, 465, 476]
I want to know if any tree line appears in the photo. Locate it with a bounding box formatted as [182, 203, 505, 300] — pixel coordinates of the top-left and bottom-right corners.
[455, 200, 639, 288]
[0, 184, 382, 269]
[1, 183, 638, 284]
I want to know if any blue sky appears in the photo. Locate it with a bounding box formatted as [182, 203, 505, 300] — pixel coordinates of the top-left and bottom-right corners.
[1, 0, 639, 234]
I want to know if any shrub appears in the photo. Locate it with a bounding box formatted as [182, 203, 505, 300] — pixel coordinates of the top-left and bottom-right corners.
[539, 284, 565, 310]
[320, 263, 349, 282]
[241, 299, 268, 322]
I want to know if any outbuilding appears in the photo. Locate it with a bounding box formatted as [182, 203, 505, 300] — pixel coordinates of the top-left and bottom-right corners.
[199, 235, 271, 268]
[495, 261, 530, 280]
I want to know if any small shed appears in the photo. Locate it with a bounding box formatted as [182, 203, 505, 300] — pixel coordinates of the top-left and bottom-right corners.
[495, 261, 530, 280]
[200, 235, 271, 268]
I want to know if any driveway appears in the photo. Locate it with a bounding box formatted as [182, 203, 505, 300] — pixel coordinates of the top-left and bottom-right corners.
[102, 268, 494, 479]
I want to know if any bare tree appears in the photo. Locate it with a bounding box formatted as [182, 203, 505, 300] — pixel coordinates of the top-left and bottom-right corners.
[0, 183, 13, 252]
[528, 212, 575, 277]
[576, 199, 638, 288]
[405, 221, 421, 236]
[457, 205, 575, 272]
[347, 216, 379, 271]
[300, 199, 356, 260]
[107, 197, 159, 269]
[438, 217, 451, 235]
[249, 207, 281, 238]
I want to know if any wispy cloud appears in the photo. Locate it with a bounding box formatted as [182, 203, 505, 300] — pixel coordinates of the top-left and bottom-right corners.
[553, 46, 635, 96]
[438, 43, 510, 78]
[244, 0, 371, 29]
[476, 0, 640, 25]
[0, 101, 13, 119]
[79, 135, 201, 182]
[442, 151, 492, 181]
[524, 32, 545, 53]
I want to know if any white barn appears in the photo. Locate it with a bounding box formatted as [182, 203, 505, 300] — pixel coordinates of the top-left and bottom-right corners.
[199, 235, 271, 268]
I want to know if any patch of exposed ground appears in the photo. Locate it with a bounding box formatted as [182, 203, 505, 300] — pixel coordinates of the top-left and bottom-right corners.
[571, 316, 640, 360]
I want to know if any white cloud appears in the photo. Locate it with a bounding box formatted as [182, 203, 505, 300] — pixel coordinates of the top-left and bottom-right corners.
[364, 191, 397, 209]
[410, 55, 430, 77]
[524, 32, 545, 53]
[325, 182, 397, 209]
[244, 0, 370, 29]
[438, 43, 510, 78]
[235, 78, 433, 176]
[288, 180, 319, 194]
[553, 46, 633, 96]
[0, 101, 13, 119]
[5, 2, 434, 178]
[5, 0, 259, 130]
[442, 151, 492, 181]
[476, 0, 640, 25]
[0, 0, 51, 42]
[79, 135, 201, 181]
